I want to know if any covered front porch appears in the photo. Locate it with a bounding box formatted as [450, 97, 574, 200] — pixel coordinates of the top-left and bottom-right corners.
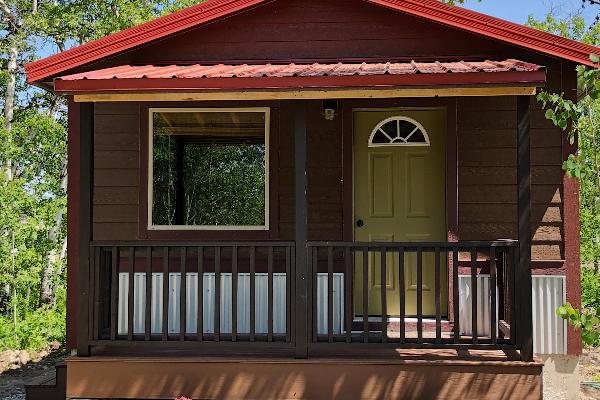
[67, 60, 543, 362]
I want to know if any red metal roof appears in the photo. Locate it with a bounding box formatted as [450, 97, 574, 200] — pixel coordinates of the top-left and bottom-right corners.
[53, 60, 546, 93]
[57, 59, 542, 80]
[25, 0, 599, 85]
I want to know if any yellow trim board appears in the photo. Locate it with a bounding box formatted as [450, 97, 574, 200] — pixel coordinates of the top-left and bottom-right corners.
[73, 86, 537, 102]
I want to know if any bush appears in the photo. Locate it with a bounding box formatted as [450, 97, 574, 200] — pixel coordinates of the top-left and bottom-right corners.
[582, 267, 600, 314]
[0, 289, 65, 352]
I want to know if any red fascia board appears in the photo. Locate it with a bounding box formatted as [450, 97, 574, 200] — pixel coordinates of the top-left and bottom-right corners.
[366, 0, 600, 68]
[24, 0, 270, 83]
[53, 71, 546, 93]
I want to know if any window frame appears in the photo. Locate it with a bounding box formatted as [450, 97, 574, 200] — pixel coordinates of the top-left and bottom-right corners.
[368, 116, 431, 148]
[147, 107, 271, 231]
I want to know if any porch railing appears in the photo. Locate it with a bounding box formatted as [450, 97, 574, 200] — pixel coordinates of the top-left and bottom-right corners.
[307, 241, 518, 349]
[84, 240, 522, 356]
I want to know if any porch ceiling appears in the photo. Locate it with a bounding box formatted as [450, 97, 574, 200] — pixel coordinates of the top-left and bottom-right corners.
[55, 59, 546, 101]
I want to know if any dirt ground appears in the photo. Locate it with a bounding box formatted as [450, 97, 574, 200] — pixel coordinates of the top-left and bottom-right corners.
[581, 348, 600, 399]
[0, 348, 67, 400]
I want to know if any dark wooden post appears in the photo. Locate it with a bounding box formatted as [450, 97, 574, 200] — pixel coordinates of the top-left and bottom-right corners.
[294, 101, 308, 358]
[516, 95, 533, 361]
[77, 102, 94, 356]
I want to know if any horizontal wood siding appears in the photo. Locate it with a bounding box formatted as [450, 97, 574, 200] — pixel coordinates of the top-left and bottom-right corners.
[89, 0, 520, 69]
[457, 96, 564, 261]
[93, 101, 344, 241]
[93, 103, 140, 240]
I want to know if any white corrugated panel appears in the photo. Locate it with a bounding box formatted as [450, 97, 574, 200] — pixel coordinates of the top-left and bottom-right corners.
[458, 275, 497, 337]
[316, 273, 345, 335]
[458, 275, 566, 355]
[532, 276, 566, 354]
[118, 272, 344, 336]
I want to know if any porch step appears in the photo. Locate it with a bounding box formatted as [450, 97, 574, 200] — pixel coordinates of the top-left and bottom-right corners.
[25, 363, 66, 400]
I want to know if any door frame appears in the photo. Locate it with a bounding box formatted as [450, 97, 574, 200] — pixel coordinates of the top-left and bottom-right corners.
[341, 98, 458, 319]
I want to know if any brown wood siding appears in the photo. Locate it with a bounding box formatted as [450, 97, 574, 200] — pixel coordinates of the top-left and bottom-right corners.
[93, 103, 140, 240]
[457, 96, 564, 261]
[92, 101, 344, 241]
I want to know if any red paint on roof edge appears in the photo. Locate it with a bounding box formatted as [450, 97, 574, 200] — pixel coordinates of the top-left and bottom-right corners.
[25, 0, 269, 83]
[25, 0, 600, 85]
[369, 0, 600, 68]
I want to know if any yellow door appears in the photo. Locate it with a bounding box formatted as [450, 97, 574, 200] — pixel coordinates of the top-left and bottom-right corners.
[354, 109, 448, 318]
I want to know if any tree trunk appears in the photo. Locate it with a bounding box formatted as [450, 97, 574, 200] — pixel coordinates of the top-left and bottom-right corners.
[4, 32, 18, 181]
[39, 157, 67, 307]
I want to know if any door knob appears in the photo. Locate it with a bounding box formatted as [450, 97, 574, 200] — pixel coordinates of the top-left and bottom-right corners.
[356, 219, 365, 228]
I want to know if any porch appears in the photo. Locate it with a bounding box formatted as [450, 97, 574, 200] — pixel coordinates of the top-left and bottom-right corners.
[75, 95, 537, 363]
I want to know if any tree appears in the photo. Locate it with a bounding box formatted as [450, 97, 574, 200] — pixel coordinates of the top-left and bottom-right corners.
[0, 0, 204, 351]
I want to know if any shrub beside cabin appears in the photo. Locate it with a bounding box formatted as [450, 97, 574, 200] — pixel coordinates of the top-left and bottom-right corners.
[25, 0, 596, 399]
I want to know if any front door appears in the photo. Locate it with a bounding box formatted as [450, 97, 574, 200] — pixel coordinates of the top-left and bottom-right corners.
[353, 108, 448, 318]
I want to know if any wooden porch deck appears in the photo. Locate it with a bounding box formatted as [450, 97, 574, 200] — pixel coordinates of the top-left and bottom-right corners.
[66, 349, 543, 400]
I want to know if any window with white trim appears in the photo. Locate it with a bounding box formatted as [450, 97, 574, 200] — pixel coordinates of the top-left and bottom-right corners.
[369, 116, 430, 147]
[149, 108, 269, 230]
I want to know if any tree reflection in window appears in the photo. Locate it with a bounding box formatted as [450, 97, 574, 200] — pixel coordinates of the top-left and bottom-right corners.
[152, 111, 267, 228]
[369, 117, 430, 147]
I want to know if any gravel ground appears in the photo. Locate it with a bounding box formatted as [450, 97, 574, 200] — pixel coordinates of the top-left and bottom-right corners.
[580, 348, 600, 399]
[0, 349, 66, 400]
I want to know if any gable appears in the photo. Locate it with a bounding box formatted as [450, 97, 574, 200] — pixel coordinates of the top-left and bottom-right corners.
[120, 0, 520, 64]
[26, 0, 600, 85]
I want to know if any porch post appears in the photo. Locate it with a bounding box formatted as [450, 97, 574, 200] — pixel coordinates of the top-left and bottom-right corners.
[294, 101, 309, 358]
[77, 102, 93, 357]
[516, 95, 534, 361]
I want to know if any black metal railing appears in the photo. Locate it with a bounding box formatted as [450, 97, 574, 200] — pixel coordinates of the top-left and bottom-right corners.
[87, 242, 295, 348]
[307, 241, 518, 350]
[84, 240, 524, 356]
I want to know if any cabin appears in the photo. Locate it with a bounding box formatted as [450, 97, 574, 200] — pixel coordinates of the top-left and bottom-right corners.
[25, 0, 595, 399]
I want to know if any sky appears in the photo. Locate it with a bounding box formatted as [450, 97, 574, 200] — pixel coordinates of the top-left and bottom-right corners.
[461, 0, 597, 25]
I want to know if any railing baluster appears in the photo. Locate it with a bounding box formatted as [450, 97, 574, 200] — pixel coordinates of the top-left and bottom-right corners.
[312, 247, 318, 342]
[417, 249, 423, 344]
[510, 245, 517, 344]
[435, 247, 442, 344]
[453, 247, 460, 344]
[110, 247, 118, 341]
[471, 247, 478, 345]
[215, 246, 221, 342]
[327, 246, 334, 343]
[232, 246, 238, 342]
[362, 247, 369, 343]
[179, 247, 186, 342]
[380, 248, 387, 344]
[344, 247, 352, 343]
[145, 247, 152, 341]
[399, 247, 405, 344]
[197, 246, 204, 342]
[162, 247, 169, 341]
[93, 247, 100, 341]
[250, 246, 256, 342]
[286, 246, 292, 343]
[127, 247, 135, 341]
[268, 246, 274, 342]
[490, 246, 497, 344]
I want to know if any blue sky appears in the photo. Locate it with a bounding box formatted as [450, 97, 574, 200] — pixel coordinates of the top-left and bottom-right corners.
[461, 0, 596, 24]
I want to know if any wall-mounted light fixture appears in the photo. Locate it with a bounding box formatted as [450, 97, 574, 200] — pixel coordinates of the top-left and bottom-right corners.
[322, 100, 339, 121]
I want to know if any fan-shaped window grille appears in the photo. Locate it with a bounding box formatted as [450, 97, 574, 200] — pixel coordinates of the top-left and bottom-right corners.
[369, 117, 430, 147]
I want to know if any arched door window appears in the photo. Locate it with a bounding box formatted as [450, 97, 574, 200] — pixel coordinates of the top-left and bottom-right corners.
[368, 116, 430, 147]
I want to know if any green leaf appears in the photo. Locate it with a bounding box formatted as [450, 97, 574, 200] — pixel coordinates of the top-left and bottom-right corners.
[590, 53, 600, 63]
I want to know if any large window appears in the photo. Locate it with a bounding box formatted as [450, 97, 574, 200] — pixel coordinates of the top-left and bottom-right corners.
[149, 108, 269, 230]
